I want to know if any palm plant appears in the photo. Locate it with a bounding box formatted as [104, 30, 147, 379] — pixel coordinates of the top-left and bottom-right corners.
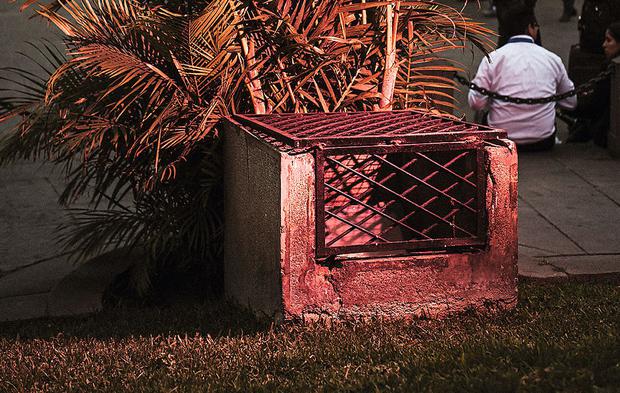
[0, 0, 492, 295]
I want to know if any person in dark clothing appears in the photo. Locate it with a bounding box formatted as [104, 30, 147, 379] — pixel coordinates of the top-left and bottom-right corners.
[560, 0, 577, 22]
[567, 22, 620, 146]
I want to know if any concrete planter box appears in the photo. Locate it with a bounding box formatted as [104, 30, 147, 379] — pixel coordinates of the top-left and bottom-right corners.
[222, 112, 518, 321]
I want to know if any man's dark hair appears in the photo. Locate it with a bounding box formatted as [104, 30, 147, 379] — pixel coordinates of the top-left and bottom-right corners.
[501, 4, 538, 39]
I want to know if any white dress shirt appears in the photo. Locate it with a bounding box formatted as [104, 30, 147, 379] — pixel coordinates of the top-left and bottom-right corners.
[468, 35, 577, 145]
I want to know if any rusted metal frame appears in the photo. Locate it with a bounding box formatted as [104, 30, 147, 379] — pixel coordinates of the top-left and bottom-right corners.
[326, 155, 476, 237]
[296, 131, 506, 148]
[324, 182, 433, 242]
[234, 114, 303, 147]
[266, 112, 353, 128]
[475, 148, 487, 242]
[325, 154, 421, 243]
[316, 142, 483, 254]
[373, 154, 476, 213]
[315, 149, 328, 256]
[325, 209, 390, 243]
[238, 109, 500, 134]
[370, 168, 476, 243]
[344, 117, 441, 138]
[320, 237, 486, 258]
[277, 112, 376, 135]
[295, 112, 404, 138]
[235, 112, 506, 149]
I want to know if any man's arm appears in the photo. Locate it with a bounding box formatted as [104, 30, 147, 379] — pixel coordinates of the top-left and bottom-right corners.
[468, 58, 493, 111]
[556, 61, 577, 110]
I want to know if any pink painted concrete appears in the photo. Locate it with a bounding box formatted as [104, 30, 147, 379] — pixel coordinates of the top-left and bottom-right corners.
[223, 118, 518, 321]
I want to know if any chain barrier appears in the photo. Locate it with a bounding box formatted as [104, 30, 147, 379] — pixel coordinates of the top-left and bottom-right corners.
[454, 63, 615, 105]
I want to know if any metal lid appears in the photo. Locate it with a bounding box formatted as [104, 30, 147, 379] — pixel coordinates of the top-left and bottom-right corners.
[233, 110, 506, 148]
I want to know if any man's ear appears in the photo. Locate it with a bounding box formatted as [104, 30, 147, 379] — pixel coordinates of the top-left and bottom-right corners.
[527, 23, 538, 38]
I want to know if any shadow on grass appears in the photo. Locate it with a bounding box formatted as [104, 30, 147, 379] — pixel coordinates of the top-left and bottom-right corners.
[1, 277, 619, 342]
[0, 298, 271, 340]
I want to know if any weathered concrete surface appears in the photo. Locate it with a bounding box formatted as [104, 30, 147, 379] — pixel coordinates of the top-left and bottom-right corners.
[224, 116, 518, 320]
[608, 58, 620, 157]
[302, 141, 519, 319]
[518, 255, 568, 279]
[543, 255, 620, 276]
[517, 144, 620, 278]
[222, 119, 285, 318]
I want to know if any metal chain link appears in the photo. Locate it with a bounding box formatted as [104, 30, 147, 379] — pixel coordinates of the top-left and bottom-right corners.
[455, 63, 615, 105]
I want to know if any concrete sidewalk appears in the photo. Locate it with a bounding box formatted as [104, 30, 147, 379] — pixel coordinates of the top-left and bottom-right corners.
[518, 144, 620, 278]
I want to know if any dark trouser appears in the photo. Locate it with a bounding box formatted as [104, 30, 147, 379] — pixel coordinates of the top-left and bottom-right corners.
[562, 0, 575, 14]
[516, 131, 556, 152]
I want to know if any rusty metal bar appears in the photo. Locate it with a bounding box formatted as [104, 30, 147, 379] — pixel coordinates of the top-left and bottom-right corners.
[326, 155, 476, 237]
[319, 237, 485, 258]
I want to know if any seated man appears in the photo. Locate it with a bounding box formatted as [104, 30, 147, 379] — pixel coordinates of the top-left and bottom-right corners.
[468, 4, 577, 151]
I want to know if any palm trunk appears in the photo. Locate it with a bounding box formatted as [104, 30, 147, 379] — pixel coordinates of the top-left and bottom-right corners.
[379, 1, 400, 110]
[240, 35, 268, 114]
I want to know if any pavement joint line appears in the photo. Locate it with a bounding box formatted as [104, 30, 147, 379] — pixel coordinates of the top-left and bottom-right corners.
[532, 252, 620, 258]
[552, 156, 620, 209]
[43, 176, 61, 198]
[518, 243, 557, 254]
[548, 263, 570, 275]
[517, 195, 588, 254]
[0, 290, 50, 300]
[0, 251, 72, 279]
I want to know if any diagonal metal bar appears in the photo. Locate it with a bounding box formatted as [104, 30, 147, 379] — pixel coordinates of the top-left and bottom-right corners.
[324, 155, 381, 204]
[353, 117, 440, 137]
[324, 182, 432, 244]
[296, 112, 402, 138]
[325, 209, 390, 243]
[326, 155, 419, 216]
[416, 151, 476, 187]
[327, 156, 476, 237]
[373, 155, 477, 213]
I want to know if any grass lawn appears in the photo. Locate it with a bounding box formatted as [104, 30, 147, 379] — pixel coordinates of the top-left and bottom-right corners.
[1, 279, 619, 392]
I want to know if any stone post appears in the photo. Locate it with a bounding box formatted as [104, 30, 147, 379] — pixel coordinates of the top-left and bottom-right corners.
[608, 58, 620, 157]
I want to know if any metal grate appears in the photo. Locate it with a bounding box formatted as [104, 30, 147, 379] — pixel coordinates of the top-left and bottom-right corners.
[315, 143, 486, 257]
[234, 110, 506, 148]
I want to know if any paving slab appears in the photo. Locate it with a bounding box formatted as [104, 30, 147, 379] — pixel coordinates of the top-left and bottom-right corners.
[0, 162, 69, 270]
[0, 293, 48, 322]
[518, 255, 568, 279]
[0, 255, 75, 298]
[545, 254, 620, 276]
[518, 151, 620, 254]
[553, 145, 620, 205]
[518, 199, 583, 256]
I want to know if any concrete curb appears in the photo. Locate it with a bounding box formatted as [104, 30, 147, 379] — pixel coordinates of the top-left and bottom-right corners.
[47, 250, 135, 318]
[0, 249, 136, 322]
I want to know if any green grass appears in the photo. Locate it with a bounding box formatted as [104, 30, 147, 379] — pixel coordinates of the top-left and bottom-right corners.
[1, 280, 619, 392]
